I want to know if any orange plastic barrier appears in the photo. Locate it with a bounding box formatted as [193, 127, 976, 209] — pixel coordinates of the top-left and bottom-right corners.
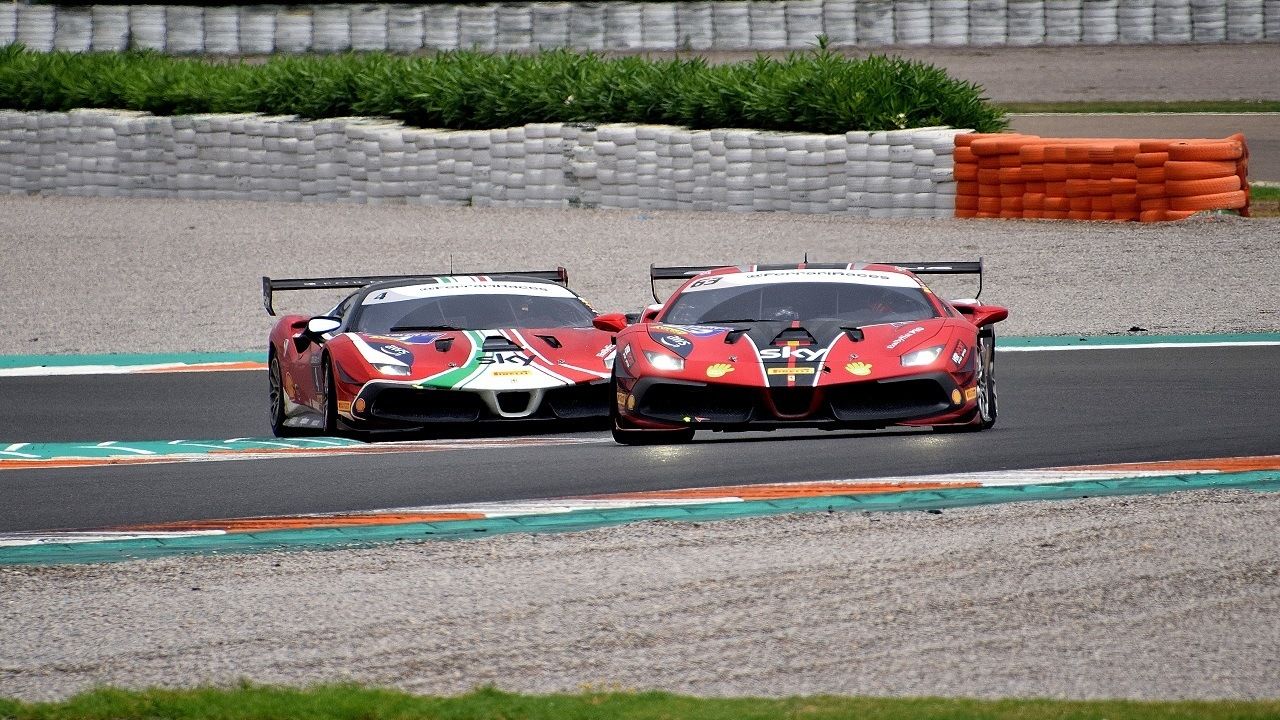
[952, 133, 1249, 222]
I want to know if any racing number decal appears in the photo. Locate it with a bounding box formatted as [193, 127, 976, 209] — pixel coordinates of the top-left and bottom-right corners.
[689, 277, 722, 288]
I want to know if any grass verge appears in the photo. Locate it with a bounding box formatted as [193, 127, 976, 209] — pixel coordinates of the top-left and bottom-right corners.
[2, 686, 1279, 720]
[1250, 184, 1280, 217]
[1000, 100, 1280, 114]
[0, 42, 1006, 134]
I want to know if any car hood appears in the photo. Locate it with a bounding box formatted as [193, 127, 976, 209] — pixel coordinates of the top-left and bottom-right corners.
[347, 327, 614, 390]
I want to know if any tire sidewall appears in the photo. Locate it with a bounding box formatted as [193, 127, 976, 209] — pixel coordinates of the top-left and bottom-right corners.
[976, 328, 997, 428]
[322, 355, 339, 436]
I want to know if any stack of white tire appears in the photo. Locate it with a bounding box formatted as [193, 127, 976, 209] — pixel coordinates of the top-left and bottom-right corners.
[1005, 0, 1045, 45]
[0, 109, 982, 220]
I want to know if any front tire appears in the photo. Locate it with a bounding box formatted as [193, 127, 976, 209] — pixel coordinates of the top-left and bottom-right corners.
[269, 350, 306, 437]
[610, 376, 694, 445]
[321, 356, 340, 436]
[973, 327, 998, 429]
[933, 327, 997, 433]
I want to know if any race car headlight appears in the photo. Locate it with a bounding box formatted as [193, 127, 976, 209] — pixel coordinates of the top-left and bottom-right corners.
[643, 349, 685, 372]
[901, 345, 944, 367]
[373, 363, 411, 377]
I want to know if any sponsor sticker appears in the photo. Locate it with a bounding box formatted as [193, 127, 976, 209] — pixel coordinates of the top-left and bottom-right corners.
[759, 347, 827, 361]
[378, 343, 411, 358]
[337, 400, 353, 413]
[952, 341, 969, 367]
[494, 369, 532, 377]
[706, 363, 734, 378]
[767, 367, 815, 376]
[478, 352, 534, 366]
[650, 324, 728, 337]
[886, 326, 925, 350]
[659, 334, 691, 350]
[386, 332, 444, 345]
[964, 387, 979, 401]
[846, 362, 873, 376]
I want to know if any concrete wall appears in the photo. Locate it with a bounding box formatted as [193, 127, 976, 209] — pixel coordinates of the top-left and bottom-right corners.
[1, 0, 1276, 54]
[0, 109, 962, 217]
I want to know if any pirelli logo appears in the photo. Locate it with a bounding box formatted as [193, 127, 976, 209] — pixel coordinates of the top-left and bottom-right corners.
[766, 367, 815, 376]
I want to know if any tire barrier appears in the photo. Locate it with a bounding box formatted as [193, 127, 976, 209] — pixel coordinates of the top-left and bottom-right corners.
[0, 109, 962, 217]
[952, 132, 1250, 221]
[2, 0, 1278, 55]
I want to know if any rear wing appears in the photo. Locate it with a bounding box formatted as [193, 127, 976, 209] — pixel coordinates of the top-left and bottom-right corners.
[649, 260, 983, 302]
[262, 267, 569, 315]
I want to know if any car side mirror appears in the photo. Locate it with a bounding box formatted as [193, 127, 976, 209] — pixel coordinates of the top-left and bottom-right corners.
[592, 313, 629, 334]
[307, 317, 342, 335]
[640, 304, 663, 322]
[294, 316, 342, 353]
[952, 301, 1009, 328]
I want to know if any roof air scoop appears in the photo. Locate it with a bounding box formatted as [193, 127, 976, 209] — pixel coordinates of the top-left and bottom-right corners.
[772, 327, 816, 346]
[536, 334, 562, 349]
[482, 335, 522, 352]
[434, 337, 454, 352]
[841, 326, 865, 342]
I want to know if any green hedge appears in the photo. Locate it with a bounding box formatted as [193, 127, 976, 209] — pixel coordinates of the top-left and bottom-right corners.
[0, 42, 1007, 134]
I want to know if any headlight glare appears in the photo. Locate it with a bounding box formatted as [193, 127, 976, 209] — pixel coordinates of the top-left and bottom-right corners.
[374, 363, 411, 376]
[644, 350, 685, 371]
[901, 345, 944, 367]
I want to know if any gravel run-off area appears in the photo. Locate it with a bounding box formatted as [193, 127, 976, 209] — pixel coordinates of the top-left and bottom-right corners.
[2, 491, 1279, 702]
[1, 196, 1278, 702]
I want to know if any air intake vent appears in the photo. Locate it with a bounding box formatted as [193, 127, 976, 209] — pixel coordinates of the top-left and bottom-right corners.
[496, 391, 532, 414]
[482, 335, 521, 352]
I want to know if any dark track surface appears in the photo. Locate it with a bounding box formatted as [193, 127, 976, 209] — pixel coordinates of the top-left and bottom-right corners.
[2, 345, 1278, 533]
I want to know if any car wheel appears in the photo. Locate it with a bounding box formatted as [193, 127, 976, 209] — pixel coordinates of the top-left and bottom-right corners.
[933, 328, 997, 433]
[268, 350, 306, 437]
[974, 327, 998, 430]
[321, 356, 340, 437]
[610, 377, 694, 445]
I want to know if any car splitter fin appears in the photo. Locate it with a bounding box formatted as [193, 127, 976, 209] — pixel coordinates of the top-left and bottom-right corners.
[3, 464, 1278, 566]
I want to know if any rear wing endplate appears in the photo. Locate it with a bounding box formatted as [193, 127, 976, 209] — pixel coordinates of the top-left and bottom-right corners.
[648, 260, 983, 303]
[261, 267, 569, 315]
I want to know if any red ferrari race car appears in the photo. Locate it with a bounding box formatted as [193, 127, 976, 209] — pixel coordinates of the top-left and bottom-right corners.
[263, 269, 615, 437]
[592, 262, 1009, 444]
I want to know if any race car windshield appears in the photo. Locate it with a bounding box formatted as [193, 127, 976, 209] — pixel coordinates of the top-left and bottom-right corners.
[353, 293, 597, 332]
[665, 281, 939, 326]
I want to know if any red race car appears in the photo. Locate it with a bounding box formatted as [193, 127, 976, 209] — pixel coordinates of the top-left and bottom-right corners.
[263, 269, 615, 437]
[592, 262, 1008, 445]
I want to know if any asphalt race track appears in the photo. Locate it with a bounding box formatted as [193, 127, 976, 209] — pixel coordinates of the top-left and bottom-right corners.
[3, 344, 1276, 533]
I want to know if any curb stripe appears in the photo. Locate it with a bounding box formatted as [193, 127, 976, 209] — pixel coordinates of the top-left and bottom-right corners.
[3, 456, 1278, 563]
[2, 469, 1276, 565]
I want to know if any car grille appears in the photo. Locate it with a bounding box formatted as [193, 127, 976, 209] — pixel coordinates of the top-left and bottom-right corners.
[638, 383, 755, 423]
[368, 387, 483, 423]
[544, 382, 611, 419]
[825, 379, 951, 422]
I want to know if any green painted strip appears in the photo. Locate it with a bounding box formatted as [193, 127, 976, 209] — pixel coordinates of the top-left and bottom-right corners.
[0, 351, 263, 369]
[0, 437, 363, 460]
[3, 470, 1276, 566]
[417, 330, 485, 388]
[1001, 332, 1280, 348]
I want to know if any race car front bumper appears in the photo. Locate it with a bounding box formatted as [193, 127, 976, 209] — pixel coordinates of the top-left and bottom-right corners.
[622, 372, 968, 429]
[352, 379, 612, 426]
